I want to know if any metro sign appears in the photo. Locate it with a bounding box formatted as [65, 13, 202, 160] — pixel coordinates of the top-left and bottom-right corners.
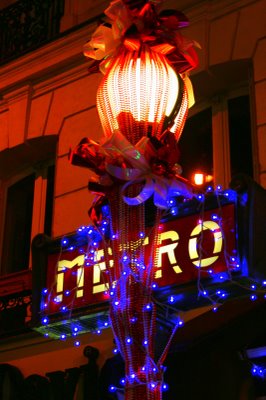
[44, 203, 237, 316]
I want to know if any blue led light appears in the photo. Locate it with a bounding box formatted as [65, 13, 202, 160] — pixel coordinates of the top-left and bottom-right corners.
[171, 207, 178, 216]
[252, 367, 257, 375]
[162, 383, 168, 391]
[168, 296, 175, 303]
[225, 189, 237, 202]
[144, 303, 152, 310]
[74, 341, 80, 347]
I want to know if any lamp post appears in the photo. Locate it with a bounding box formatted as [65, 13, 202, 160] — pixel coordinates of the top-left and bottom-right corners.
[71, 1, 198, 398]
[97, 44, 186, 400]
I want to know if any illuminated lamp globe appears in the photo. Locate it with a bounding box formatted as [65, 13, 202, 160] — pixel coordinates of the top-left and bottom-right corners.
[96, 45, 187, 145]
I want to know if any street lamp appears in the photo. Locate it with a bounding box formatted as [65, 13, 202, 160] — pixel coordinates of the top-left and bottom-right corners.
[71, 1, 198, 398]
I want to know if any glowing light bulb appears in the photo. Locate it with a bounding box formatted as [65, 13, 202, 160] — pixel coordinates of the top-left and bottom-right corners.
[193, 173, 204, 186]
[97, 46, 183, 145]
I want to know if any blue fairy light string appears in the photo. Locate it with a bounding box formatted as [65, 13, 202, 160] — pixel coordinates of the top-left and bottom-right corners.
[39, 187, 266, 360]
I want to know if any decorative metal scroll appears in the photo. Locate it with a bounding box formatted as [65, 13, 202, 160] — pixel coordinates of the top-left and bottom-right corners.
[0, 293, 32, 335]
[0, 0, 64, 65]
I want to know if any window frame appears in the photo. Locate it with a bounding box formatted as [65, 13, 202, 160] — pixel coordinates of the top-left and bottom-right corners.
[0, 160, 55, 276]
[183, 85, 256, 189]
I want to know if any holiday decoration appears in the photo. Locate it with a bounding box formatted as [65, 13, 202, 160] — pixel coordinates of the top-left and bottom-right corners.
[70, 1, 200, 398]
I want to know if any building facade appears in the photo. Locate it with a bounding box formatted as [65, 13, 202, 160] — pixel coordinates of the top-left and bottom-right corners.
[0, 0, 265, 399]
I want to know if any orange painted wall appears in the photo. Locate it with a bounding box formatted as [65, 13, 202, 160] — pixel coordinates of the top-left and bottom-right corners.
[0, 0, 265, 370]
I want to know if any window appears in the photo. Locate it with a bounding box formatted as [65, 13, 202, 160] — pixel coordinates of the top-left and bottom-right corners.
[178, 60, 255, 188]
[179, 107, 213, 183]
[0, 136, 57, 276]
[228, 95, 253, 178]
[179, 94, 254, 188]
[44, 164, 55, 236]
[1, 174, 35, 275]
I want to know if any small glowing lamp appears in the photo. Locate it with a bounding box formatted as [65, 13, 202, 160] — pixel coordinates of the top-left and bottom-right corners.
[193, 173, 204, 186]
[192, 171, 213, 186]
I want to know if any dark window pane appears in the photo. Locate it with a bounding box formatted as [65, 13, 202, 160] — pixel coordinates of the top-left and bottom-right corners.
[178, 108, 213, 182]
[44, 164, 55, 236]
[1, 174, 35, 275]
[228, 95, 253, 178]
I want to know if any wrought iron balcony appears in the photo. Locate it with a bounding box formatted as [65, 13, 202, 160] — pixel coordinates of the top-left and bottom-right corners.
[0, 0, 65, 65]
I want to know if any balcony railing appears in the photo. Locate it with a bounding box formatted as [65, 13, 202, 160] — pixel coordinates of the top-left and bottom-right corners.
[0, 0, 64, 65]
